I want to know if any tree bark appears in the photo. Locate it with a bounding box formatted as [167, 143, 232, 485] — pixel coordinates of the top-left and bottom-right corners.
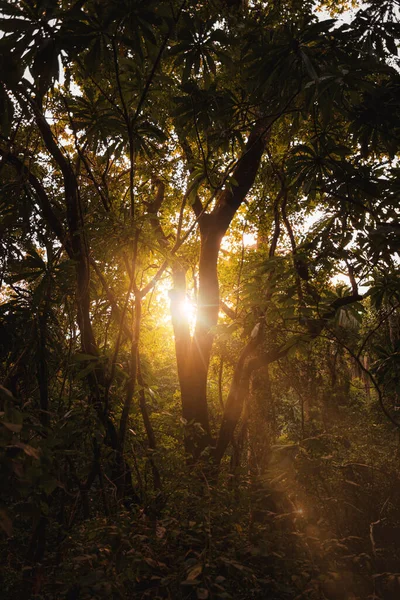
[175, 122, 269, 459]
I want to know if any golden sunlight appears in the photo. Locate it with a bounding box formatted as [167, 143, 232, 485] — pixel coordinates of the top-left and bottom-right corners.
[179, 297, 197, 334]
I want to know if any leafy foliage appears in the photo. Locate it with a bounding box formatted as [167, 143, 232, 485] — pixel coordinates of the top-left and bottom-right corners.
[1, 0, 400, 598]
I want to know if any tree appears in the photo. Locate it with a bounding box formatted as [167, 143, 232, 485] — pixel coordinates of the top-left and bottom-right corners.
[1, 2, 400, 590]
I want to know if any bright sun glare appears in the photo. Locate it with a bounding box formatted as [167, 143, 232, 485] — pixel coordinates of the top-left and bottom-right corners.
[180, 297, 197, 333]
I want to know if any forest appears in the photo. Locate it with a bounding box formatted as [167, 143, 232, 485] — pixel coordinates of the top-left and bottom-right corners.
[0, 0, 400, 598]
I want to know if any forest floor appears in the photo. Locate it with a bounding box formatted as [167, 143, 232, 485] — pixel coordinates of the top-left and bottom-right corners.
[3, 419, 400, 599]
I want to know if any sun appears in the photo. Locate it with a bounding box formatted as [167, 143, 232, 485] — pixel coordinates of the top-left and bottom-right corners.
[149, 279, 198, 335]
[180, 297, 197, 333]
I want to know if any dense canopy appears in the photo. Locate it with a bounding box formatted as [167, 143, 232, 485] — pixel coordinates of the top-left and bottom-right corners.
[1, 0, 400, 598]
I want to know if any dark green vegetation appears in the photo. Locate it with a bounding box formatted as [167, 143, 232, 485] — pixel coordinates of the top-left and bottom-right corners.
[1, 0, 400, 597]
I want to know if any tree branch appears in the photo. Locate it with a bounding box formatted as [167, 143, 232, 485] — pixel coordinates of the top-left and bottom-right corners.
[0, 149, 70, 254]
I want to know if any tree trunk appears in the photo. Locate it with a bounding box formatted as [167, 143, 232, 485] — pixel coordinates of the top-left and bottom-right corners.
[172, 122, 269, 460]
[180, 223, 221, 454]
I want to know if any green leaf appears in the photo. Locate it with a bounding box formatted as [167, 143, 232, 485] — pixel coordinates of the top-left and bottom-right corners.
[187, 564, 203, 580]
[0, 84, 14, 136]
[3, 422, 22, 433]
[300, 49, 318, 81]
[14, 442, 40, 459]
[0, 386, 16, 404]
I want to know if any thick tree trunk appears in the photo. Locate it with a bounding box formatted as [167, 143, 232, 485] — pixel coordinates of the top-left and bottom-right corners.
[172, 122, 269, 460]
[180, 226, 221, 453]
